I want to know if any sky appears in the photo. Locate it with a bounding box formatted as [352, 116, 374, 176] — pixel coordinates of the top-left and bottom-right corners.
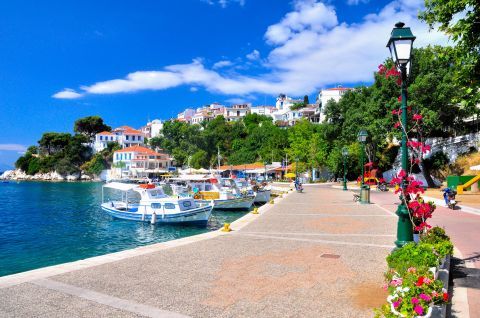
[0, 0, 447, 169]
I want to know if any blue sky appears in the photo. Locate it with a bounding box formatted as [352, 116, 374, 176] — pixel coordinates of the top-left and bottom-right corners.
[0, 0, 446, 168]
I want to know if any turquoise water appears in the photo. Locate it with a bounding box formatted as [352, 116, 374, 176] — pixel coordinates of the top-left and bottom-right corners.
[0, 182, 248, 277]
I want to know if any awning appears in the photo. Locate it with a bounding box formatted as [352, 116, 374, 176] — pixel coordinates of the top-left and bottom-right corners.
[470, 165, 480, 171]
[103, 182, 138, 191]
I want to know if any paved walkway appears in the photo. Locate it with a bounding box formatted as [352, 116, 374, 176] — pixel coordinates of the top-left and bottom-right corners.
[0, 185, 395, 318]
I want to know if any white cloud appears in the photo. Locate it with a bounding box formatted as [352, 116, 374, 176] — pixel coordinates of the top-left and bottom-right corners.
[52, 88, 83, 99]
[53, 0, 448, 99]
[225, 97, 249, 104]
[213, 60, 233, 69]
[0, 144, 27, 152]
[246, 50, 260, 60]
[190, 87, 199, 92]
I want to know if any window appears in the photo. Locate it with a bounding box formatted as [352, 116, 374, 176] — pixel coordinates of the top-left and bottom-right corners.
[164, 203, 175, 209]
[100, 136, 103, 141]
[151, 203, 161, 209]
[182, 201, 192, 208]
[126, 135, 129, 140]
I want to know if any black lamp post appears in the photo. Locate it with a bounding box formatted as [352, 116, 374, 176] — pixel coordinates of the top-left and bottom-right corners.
[342, 147, 348, 191]
[387, 21, 416, 248]
[357, 130, 368, 187]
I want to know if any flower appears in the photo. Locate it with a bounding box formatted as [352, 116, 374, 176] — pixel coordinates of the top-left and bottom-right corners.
[419, 293, 431, 302]
[413, 113, 423, 121]
[393, 300, 401, 308]
[416, 276, 425, 286]
[394, 122, 401, 129]
[443, 293, 449, 302]
[407, 267, 416, 273]
[411, 297, 419, 304]
[414, 305, 424, 315]
[398, 96, 402, 102]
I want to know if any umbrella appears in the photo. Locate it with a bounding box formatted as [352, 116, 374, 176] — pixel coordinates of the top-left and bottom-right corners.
[285, 173, 296, 178]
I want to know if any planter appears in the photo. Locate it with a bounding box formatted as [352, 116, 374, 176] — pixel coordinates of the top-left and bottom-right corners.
[413, 233, 420, 243]
[388, 299, 433, 317]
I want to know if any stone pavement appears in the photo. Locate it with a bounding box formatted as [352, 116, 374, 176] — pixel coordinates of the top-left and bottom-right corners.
[0, 185, 396, 318]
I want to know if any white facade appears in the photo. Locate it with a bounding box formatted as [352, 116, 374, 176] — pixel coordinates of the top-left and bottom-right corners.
[141, 119, 163, 138]
[250, 106, 276, 116]
[93, 126, 145, 153]
[318, 87, 352, 122]
[223, 104, 250, 122]
[177, 109, 196, 123]
[112, 145, 173, 178]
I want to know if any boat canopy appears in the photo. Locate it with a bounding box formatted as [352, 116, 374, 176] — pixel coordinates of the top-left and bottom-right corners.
[103, 182, 139, 192]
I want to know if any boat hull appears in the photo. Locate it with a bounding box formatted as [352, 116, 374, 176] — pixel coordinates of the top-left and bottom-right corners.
[201, 196, 254, 210]
[254, 189, 271, 203]
[101, 204, 213, 225]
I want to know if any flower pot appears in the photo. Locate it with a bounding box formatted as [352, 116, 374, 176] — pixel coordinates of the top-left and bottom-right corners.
[413, 233, 420, 243]
[388, 298, 433, 318]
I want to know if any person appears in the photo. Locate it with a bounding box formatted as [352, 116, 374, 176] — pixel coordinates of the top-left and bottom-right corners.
[442, 188, 455, 205]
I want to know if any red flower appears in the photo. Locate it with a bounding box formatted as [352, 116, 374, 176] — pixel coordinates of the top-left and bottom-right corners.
[398, 96, 402, 102]
[398, 170, 406, 178]
[394, 122, 401, 129]
[416, 276, 425, 286]
[413, 113, 423, 121]
[443, 293, 449, 302]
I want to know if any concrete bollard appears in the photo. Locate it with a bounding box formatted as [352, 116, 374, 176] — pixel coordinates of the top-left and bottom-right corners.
[252, 207, 259, 214]
[221, 223, 232, 232]
[269, 199, 275, 204]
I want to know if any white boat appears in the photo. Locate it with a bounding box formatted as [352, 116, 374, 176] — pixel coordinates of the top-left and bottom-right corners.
[101, 182, 213, 225]
[167, 175, 255, 210]
[234, 180, 272, 203]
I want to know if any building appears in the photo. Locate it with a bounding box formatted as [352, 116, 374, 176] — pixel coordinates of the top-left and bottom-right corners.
[223, 104, 250, 122]
[93, 125, 145, 153]
[275, 94, 302, 111]
[318, 86, 352, 122]
[112, 145, 174, 179]
[250, 105, 276, 116]
[141, 119, 163, 138]
[177, 109, 196, 123]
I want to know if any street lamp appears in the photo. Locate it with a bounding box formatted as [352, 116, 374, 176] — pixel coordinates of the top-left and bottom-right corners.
[357, 130, 368, 187]
[387, 21, 416, 248]
[342, 147, 349, 191]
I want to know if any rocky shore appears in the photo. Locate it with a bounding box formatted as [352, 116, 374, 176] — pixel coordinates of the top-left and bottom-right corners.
[0, 169, 96, 181]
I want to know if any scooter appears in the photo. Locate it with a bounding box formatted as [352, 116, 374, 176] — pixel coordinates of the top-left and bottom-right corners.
[295, 182, 304, 193]
[442, 188, 457, 210]
[377, 179, 388, 192]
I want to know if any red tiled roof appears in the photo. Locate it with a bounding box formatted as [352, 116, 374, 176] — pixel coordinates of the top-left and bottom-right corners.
[115, 146, 164, 156]
[97, 131, 114, 135]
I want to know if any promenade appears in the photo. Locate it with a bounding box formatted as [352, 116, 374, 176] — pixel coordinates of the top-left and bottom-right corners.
[0, 185, 397, 317]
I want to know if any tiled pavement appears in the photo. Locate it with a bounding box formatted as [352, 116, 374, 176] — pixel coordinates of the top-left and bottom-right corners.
[0, 185, 396, 318]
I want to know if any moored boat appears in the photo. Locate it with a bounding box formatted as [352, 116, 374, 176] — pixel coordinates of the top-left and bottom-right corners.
[101, 182, 213, 225]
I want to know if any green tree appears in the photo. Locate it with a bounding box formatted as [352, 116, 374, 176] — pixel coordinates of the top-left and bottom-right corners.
[74, 116, 111, 140]
[420, 0, 480, 111]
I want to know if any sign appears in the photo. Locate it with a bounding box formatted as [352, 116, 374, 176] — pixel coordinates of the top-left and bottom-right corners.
[168, 167, 177, 171]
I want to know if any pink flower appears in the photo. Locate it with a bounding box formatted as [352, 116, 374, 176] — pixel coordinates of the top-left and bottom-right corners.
[413, 113, 423, 121]
[407, 267, 416, 273]
[414, 305, 424, 315]
[398, 96, 402, 102]
[390, 278, 403, 287]
[423, 277, 432, 284]
[398, 170, 406, 178]
[393, 300, 401, 308]
[419, 293, 432, 302]
[411, 297, 419, 304]
[394, 122, 401, 129]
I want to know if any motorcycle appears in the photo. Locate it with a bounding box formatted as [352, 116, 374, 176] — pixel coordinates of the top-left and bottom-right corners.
[442, 188, 457, 210]
[295, 182, 304, 193]
[377, 178, 388, 192]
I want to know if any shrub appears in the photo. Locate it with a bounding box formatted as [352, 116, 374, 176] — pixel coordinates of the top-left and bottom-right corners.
[421, 227, 454, 258]
[387, 243, 439, 274]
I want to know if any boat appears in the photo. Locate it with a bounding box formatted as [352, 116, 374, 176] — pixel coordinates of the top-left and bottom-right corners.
[101, 182, 213, 225]
[234, 179, 272, 203]
[167, 175, 255, 210]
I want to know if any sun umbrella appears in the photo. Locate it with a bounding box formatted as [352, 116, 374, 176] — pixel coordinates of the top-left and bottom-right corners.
[285, 173, 296, 178]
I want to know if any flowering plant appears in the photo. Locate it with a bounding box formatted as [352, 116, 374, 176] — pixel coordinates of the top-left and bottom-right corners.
[378, 63, 435, 235]
[376, 268, 448, 317]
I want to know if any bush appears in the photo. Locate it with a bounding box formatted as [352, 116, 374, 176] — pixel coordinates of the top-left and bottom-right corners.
[421, 227, 454, 258]
[387, 242, 439, 274]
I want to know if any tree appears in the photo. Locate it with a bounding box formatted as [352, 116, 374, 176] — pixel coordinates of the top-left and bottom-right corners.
[419, 0, 480, 112]
[74, 116, 111, 140]
[190, 150, 209, 169]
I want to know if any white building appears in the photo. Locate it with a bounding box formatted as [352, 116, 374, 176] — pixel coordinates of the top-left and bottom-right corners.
[275, 94, 302, 111]
[223, 104, 250, 122]
[318, 87, 352, 122]
[141, 119, 163, 138]
[250, 105, 276, 116]
[112, 145, 174, 178]
[93, 125, 145, 153]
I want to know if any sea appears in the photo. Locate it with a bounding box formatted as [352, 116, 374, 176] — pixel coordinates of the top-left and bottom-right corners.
[0, 181, 249, 277]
